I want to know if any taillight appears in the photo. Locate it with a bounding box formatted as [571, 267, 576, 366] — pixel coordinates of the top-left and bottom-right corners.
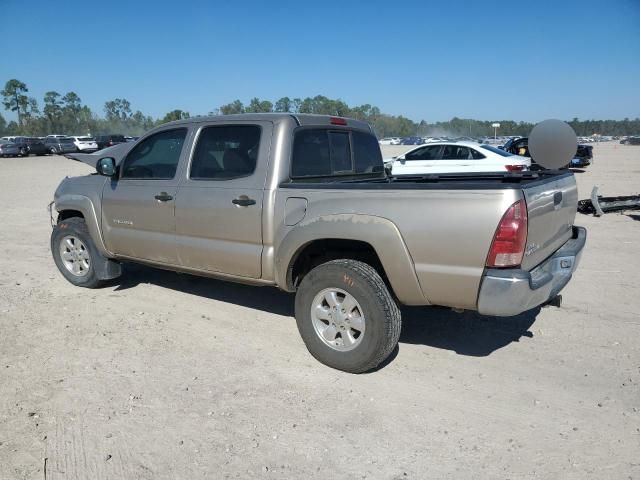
[505, 164, 524, 172]
[486, 199, 528, 268]
[330, 117, 347, 125]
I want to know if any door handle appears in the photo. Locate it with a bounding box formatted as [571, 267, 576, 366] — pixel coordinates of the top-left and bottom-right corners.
[232, 196, 256, 207]
[154, 192, 173, 202]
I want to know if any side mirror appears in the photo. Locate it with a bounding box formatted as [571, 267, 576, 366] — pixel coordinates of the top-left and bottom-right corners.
[97, 157, 116, 177]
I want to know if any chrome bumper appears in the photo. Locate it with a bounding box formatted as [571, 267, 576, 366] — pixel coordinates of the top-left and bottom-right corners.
[477, 226, 586, 317]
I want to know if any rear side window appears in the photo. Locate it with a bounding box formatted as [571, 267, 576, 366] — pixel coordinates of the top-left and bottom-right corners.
[190, 125, 261, 180]
[291, 129, 383, 178]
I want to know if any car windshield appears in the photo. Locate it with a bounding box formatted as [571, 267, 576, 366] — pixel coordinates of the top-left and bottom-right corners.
[479, 144, 515, 157]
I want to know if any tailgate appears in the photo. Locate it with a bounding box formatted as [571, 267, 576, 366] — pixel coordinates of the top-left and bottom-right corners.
[521, 173, 578, 270]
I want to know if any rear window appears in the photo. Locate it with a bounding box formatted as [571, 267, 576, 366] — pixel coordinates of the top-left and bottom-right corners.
[79, 137, 94, 141]
[111, 135, 126, 142]
[61, 137, 75, 143]
[479, 144, 514, 157]
[291, 129, 383, 178]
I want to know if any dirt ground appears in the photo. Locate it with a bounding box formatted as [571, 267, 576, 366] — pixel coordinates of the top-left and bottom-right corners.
[1, 143, 639, 479]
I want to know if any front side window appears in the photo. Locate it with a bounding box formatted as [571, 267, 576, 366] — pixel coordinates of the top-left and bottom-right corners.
[405, 145, 442, 160]
[121, 128, 187, 179]
[190, 125, 261, 180]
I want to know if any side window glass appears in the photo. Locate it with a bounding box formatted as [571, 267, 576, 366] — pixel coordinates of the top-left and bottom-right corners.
[329, 131, 351, 172]
[291, 130, 331, 177]
[352, 131, 384, 173]
[406, 145, 441, 160]
[121, 128, 187, 179]
[471, 148, 486, 159]
[190, 125, 261, 180]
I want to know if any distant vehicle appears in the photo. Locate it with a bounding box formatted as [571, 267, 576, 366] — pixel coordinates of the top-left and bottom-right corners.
[0, 139, 20, 157]
[44, 137, 77, 154]
[71, 136, 99, 152]
[0, 136, 18, 142]
[46, 134, 67, 139]
[378, 137, 401, 145]
[387, 142, 530, 175]
[124, 136, 140, 143]
[502, 137, 593, 169]
[95, 134, 127, 150]
[620, 136, 640, 145]
[12, 136, 48, 156]
[400, 136, 425, 145]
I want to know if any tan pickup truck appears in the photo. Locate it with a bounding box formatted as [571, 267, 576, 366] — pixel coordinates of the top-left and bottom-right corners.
[50, 114, 586, 372]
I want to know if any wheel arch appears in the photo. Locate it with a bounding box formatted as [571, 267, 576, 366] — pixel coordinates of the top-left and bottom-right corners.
[276, 214, 428, 305]
[55, 195, 110, 257]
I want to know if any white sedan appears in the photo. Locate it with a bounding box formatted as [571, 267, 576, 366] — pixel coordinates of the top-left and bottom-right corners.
[386, 142, 531, 175]
[71, 136, 99, 152]
[378, 137, 401, 145]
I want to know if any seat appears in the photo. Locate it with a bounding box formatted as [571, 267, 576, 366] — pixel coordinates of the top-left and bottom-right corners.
[222, 148, 254, 177]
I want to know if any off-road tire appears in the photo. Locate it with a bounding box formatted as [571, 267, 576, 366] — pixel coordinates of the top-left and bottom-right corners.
[295, 259, 401, 373]
[51, 217, 104, 288]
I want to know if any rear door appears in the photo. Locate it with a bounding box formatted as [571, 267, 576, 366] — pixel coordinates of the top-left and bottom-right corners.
[174, 121, 272, 278]
[101, 127, 190, 264]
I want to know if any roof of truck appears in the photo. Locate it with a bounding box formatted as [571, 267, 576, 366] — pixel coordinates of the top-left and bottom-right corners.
[162, 113, 372, 131]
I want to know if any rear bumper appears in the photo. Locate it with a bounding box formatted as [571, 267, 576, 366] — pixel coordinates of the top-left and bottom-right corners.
[477, 226, 586, 316]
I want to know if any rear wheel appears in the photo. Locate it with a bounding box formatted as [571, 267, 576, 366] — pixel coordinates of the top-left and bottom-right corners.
[294, 259, 401, 373]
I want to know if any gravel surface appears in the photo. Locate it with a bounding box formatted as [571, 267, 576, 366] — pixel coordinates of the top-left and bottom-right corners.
[1, 143, 638, 479]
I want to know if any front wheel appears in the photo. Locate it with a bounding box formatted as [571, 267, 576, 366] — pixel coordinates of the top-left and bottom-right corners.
[49, 147, 57, 154]
[294, 259, 401, 373]
[51, 217, 105, 288]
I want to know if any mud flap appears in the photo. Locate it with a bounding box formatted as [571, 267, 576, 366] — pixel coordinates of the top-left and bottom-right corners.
[94, 257, 122, 280]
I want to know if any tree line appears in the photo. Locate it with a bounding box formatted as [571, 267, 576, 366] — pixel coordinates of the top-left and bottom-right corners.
[2, 78, 638, 138]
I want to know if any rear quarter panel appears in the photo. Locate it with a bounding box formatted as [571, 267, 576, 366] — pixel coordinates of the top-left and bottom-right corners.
[274, 187, 520, 308]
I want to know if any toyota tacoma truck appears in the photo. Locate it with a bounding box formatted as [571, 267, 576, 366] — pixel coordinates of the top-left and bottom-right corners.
[50, 114, 586, 373]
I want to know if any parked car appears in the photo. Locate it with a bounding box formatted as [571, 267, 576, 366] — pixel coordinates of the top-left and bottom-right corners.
[0, 139, 20, 157]
[124, 136, 140, 142]
[44, 137, 78, 154]
[71, 136, 99, 152]
[387, 142, 530, 175]
[378, 137, 401, 145]
[49, 113, 585, 373]
[400, 136, 425, 145]
[95, 135, 127, 150]
[502, 137, 593, 169]
[46, 134, 68, 139]
[12, 136, 48, 156]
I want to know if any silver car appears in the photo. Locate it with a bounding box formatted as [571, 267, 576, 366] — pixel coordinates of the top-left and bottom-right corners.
[0, 139, 20, 157]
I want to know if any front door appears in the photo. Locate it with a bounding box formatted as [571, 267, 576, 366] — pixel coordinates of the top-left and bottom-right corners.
[101, 127, 189, 264]
[175, 122, 271, 278]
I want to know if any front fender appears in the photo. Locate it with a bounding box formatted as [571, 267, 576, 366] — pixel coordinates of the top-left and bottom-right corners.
[55, 194, 111, 257]
[275, 214, 428, 305]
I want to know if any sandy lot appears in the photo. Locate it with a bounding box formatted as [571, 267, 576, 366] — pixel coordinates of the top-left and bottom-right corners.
[1, 143, 639, 479]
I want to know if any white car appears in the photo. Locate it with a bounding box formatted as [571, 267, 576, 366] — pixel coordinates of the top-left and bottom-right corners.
[46, 134, 67, 138]
[378, 137, 401, 145]
[71, 136, 99, 152]
[387, 142, 531, 175]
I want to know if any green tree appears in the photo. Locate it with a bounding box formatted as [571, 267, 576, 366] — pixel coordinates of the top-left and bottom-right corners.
[160, 109, 190, 123]
[0, 113, 7, 135]
[274, 96, 292, 112]
[1, 79, 29, 126]
[219, 100, 245, 115]
[245, 97, 273, 113]
[44, 91, 63, 131]
[104, 98, 132, 121]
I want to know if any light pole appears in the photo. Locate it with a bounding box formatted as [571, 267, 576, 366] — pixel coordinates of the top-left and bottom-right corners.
[491, 122, 501, 141]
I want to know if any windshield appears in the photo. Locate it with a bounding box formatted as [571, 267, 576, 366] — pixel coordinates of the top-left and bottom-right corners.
[479, 144, 515, 157]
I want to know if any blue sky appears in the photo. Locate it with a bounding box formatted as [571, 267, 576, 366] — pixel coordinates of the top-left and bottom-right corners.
[2, 0, 639, 122]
